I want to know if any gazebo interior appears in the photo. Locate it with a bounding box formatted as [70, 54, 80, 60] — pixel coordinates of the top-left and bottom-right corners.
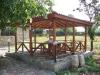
[15, 12, 92, 62]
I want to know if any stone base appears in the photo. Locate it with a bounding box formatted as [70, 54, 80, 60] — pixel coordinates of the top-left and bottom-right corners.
[6, 51, 94, 72]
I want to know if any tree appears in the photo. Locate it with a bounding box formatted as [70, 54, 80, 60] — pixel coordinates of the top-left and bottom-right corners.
[0, 0, 53, 29]
[74, 0, 100, 51]
[95, 27, 100, 36]
[65, 28, 73, 35]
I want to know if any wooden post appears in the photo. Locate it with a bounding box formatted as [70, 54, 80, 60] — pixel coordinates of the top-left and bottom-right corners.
[53, 24, 56, 41]
[15, 23, 18, 53]
[15, 30, 17, 53]
[53, 21, 56, 62]
[72, 26, 75, 54]
[22, 28, 24, 52]
[29, 23, 33, 54]
[34, 26, 36, 51]
[84, 26, 87, 51]
[65, 26, 67, 42]
[49, 29, 51, 39]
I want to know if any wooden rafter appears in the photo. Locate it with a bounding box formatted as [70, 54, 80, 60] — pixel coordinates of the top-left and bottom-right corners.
[48, 12, 92, 26]
[31, 12, 92, 29]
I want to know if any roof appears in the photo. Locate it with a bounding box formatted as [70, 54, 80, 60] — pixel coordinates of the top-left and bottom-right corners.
[31, 12, 92, 29]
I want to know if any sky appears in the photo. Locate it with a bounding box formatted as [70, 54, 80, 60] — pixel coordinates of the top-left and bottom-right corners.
[52, 0, 90, 20]
[52, 0, 90, 32]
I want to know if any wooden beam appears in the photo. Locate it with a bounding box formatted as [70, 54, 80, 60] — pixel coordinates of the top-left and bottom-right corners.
[55, 18, 83, 27]
[34, 26, 36, 52]
[22, 28, 24, 52]
[29, 23, 33, 54]
[15, 23, 18, 53]
[72, 26, 75, 54]
[55, 21, 65, 28]
[65, 26, 67, 42]
[53, 21, 56, 41]
[84, 26, 87, 51]
[15, 29, 17, 53]
[31, 17, 91, 29]
[53, 21, 56, 62]
[51, 13, 92, 25]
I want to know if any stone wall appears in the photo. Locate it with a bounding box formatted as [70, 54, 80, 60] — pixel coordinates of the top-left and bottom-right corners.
[0, 27, 29, 47]
[16, 27, 29, 42]
[0, 36, 15, 47]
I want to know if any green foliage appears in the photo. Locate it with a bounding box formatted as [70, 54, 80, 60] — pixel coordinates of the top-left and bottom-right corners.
[56, 28, 77, 36]
[0, 0, 53, 29]
[56, 29, 65, 36]
[65, 28, 73, 35]
[95, 27, 100, 35]
[35, 29, 43, 35]
[88, 27, 95, 40]
[77, 0, 100, 51]
[78, 0, 99, 20]
[56, 70, 78, 75]
[95, 14, 100, 21]
[78, 0, 100, 33]
[85, 57, 100, 72]
[1, 27, 16, 36]
[56, 57, 100, 75]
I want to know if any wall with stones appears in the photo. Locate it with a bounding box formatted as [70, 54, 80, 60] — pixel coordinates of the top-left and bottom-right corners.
[16, 27, 29, 42]
[0, 36, 15, 47]
[0, 27, 29, 47]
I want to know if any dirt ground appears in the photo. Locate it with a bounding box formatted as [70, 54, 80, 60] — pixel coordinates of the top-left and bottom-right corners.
[0, 55, 100, 75]
[0, 48, 100, 75]
[0, 56, 56, 75]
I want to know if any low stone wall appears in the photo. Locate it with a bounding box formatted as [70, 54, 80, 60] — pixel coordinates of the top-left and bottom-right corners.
[6, 51, 94, 72]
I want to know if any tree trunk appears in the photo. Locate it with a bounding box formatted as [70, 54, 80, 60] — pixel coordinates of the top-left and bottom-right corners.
[90, 40, 93, 51]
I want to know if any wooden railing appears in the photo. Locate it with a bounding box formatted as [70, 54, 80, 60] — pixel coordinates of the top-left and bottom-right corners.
[74, 41, 85, 51]
[16, 42, 30, 53]
[31, 41, 76, 56]
[16, 40, 86, 56]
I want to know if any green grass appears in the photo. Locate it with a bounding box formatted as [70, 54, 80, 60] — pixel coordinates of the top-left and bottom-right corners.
[33, 35, 100, 51]
[34, 36, 90, 42]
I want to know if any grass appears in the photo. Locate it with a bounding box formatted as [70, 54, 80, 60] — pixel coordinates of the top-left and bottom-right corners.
[34, 35, 89, 42]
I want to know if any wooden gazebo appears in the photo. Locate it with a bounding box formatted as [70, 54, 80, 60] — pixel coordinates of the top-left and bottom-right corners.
[15, 12, 92, 62]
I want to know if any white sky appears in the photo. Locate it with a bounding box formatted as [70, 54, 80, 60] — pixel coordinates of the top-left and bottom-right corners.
[52, 0, 90, 32]
[53, 0, 90, 20]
